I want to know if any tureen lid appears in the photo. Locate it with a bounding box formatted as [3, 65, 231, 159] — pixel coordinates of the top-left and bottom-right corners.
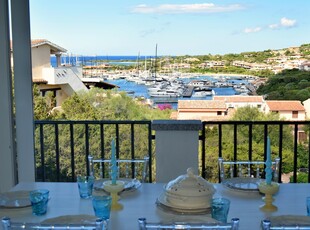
[165, 168, 215, 196]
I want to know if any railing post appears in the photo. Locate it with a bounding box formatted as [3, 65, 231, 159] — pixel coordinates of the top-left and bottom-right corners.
[152, 120, 202, 183]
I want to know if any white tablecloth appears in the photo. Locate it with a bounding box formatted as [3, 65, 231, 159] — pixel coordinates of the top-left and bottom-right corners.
[0, 182, 309, 230]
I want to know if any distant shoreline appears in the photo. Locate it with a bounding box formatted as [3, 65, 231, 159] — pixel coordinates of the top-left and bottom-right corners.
[177, 72, 256, 79]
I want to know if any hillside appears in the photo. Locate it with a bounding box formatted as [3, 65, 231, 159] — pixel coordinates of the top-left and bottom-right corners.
[177, 43, 310, 63]
[85, 43, 310, 78]
[256, 69, 310, 101]
[158, 43, 310, 78]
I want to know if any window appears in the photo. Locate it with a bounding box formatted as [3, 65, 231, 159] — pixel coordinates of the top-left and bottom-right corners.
[292, 111, 298, 118]
[217, 111, 222, 116]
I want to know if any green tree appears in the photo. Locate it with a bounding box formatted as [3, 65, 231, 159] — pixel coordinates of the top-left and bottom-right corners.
[33, 85, 54, 120]
[34, 88, 172, 181]
[61, 92, 99, 120]
[257, 69, 310, 101]
[203, 106, 295, 182]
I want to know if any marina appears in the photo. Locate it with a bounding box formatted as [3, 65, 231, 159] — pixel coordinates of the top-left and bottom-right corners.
[105, 73, 258, 108]
[50, 56, 261, 108]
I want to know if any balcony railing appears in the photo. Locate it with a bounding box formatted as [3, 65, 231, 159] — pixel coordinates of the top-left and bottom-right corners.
[34, 120, 154, 182]
[201, 121, 310, 183]
[34, 120, 310, 183]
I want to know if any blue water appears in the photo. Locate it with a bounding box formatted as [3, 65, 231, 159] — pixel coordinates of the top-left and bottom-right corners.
[106, 78, 243, 109]
[110, 80, 240, 100]
[50, 56, 247, 109]
[107, 79, 149, 98]
[51, 55, 155, 67]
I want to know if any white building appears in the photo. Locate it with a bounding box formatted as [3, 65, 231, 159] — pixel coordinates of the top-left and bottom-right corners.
[30, 39, 88, 107]
[300, 61, 310, 71]
[200, 61, 225, 68]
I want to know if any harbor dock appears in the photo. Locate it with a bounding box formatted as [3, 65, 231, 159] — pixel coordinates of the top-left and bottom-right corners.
[182, 86, 194, 97]
[152, 97, 179, 103]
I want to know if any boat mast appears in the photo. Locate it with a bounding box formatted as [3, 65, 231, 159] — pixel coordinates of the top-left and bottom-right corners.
[137, 51, 140, 78]
[154, 43, 157, 82]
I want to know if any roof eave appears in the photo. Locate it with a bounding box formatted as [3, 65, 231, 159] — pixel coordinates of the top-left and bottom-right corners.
[32, 40, 67, 53]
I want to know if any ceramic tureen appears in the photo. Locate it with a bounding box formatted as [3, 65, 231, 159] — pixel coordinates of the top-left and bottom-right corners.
[163, 168, 216, 209]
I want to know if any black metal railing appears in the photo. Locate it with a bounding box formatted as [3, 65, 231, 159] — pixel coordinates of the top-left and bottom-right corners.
[200, 121, 310, 183]
[34, 120, 310, 184]
[34, 120, 154, 182]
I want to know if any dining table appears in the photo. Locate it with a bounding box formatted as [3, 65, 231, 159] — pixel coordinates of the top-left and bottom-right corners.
[1, 181, 310, 230]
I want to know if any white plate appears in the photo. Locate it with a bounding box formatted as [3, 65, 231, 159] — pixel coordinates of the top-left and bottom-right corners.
[42, 215, 97, 225]
[222, 177, 263, 192]
[269, 215, 310, 226]
[156, 193, 211, 215]
[94, 178, 141, 194]
[0, 191, 31, 208]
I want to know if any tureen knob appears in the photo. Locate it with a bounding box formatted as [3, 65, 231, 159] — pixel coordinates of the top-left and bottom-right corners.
[187, 168, 195, 177]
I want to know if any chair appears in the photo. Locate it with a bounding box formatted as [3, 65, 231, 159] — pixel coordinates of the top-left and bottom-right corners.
[1, 217, 106, 230]
[88, 155, 150, 182]
[261, 219, 310, 230]
[218, 157, 280, 183]
[138, 217, 240, 230]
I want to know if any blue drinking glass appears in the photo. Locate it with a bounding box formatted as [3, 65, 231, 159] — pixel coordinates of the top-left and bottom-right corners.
[92, 196, 112, 220]
[77, 175, 94, 199]
[29, 189, 50, 216]
[211, 197, 230, 223]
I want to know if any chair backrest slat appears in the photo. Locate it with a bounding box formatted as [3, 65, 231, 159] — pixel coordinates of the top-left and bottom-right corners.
[218, 157, 280, 182]
[2, 217, 105, 230]
[261, 219, 310, 230]
[138, 217, 240, 230]
[88, 155, 150, 182]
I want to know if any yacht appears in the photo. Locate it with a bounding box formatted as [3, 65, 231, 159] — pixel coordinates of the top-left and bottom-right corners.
[194, 87, 215, 96]
[191, 91, 208, 98]
[148, 89, 181, 98]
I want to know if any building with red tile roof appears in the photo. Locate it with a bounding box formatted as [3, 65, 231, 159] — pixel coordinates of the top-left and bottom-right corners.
[30, 39, 67, 81]
[213, 95, 264, 111]
[174, 96, 307, 122]
[10, 39, 118, 107]
[264, 100, 306, 121]
[176, 100, 230, 121]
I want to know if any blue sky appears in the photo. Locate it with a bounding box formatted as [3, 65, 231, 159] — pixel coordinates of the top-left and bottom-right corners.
[30, 0, 310, 56]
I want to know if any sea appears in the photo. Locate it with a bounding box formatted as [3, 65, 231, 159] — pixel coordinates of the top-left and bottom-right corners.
[51, 55, 154, 67]
[51, 55, 248, 109]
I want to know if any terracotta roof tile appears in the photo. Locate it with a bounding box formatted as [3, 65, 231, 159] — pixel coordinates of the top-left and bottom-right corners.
[31, 39, 67, 53]
[178, 100, 227, 109]
[31, 39, 48, 45]
[213, 95, 264, 103]
[10, 39, 67, 53]
[32, 79, 48, 84]
[200, 116, 231, 121]
[266, 100, 305, 111]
